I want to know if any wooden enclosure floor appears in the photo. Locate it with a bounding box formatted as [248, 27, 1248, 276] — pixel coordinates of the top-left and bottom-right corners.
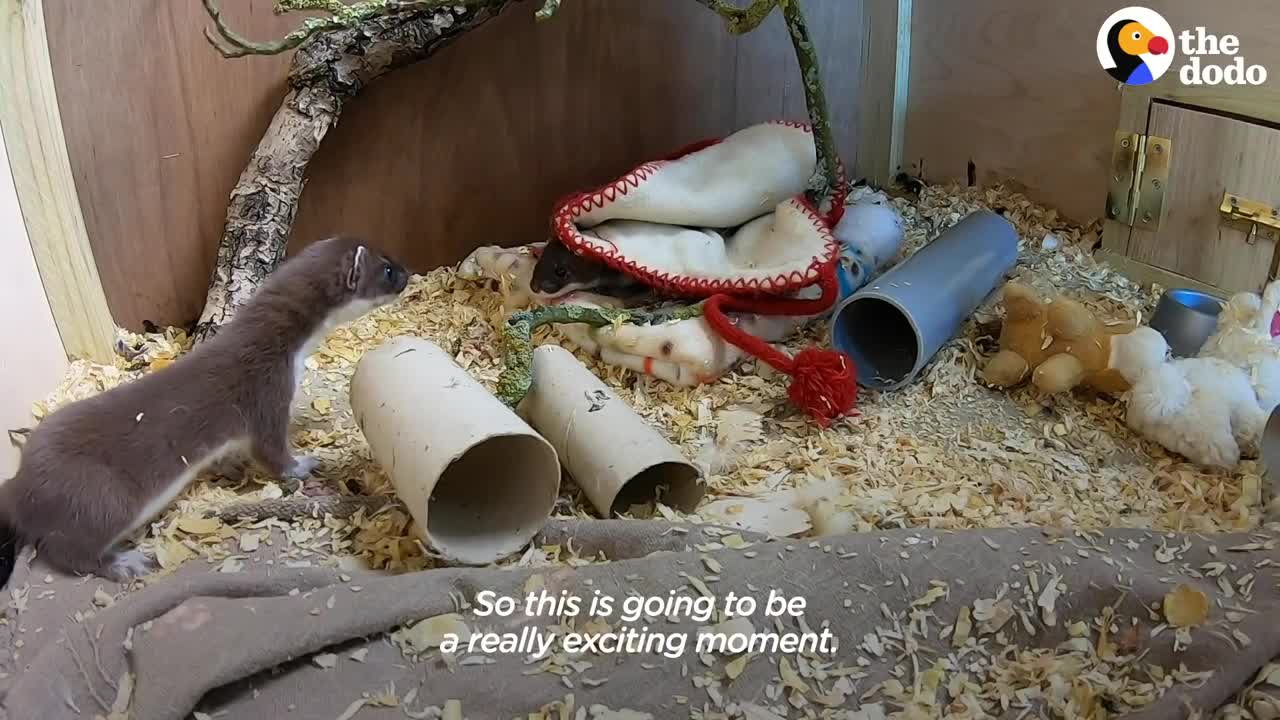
[31, 183, 1263, 575]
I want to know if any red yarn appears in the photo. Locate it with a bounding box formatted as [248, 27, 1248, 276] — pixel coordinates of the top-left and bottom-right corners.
[786, 347, 858, 427]
[701, 265, 858, 426]
[822, 178, 849, 228]
[824, 199, 846, 228]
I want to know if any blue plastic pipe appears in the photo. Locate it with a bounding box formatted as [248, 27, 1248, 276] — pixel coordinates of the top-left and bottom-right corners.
[830, 210, 1019, 391]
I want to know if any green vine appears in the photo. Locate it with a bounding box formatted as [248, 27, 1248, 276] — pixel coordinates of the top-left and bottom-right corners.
[779, 0, 839, 204]
[691, 0, 839, 204]
[495, 301, 707, 407]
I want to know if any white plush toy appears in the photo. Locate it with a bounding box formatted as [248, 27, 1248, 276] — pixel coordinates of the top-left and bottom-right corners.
[1111, 326, 1267, 467]
[832, 186, 905, 298]
[1198, 280, 1280, 414]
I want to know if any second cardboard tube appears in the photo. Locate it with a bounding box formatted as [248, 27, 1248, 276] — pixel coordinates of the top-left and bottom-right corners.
[352, 337, 703, 564]
[520, 344, 705, 517]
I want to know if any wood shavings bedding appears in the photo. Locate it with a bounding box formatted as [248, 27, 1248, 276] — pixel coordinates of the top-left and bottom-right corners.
[28, 182, 1262, 577]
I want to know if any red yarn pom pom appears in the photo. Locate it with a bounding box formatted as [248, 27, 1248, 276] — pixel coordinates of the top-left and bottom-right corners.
[786, 348, 858, 427]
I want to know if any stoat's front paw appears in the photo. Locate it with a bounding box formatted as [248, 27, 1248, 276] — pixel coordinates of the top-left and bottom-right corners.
[283, 454, 320, 481]
[104, 549, 155, 582]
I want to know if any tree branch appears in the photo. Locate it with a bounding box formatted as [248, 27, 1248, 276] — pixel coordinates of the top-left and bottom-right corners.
[193, 2, 516, 340]
[690, 0, 779, 34]
[533, 0, 562, 21]
[779, 0, 839, 205]
[203, 0, 557, 58]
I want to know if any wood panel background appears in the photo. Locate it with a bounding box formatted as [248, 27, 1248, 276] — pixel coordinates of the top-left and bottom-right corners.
[44, 0, 863, 330]
[904, 0, 1280, 225]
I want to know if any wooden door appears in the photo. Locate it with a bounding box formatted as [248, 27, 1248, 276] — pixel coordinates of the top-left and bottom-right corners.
[1104, 101, 1280, 295]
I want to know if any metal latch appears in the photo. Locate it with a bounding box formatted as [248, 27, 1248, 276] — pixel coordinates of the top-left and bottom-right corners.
[1220, 192, 1280, 245]
[1106, 132, 1171, 229]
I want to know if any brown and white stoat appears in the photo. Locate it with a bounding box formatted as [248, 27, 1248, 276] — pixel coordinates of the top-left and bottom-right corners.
[0, 237, 409, 585]
[530, 237, 659, 306]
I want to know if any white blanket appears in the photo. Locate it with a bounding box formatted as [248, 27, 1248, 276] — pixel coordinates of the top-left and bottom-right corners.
[552, 122, 836, 294]
[459, 193, 903, 386]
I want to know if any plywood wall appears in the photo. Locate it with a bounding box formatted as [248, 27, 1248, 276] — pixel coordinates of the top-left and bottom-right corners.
[904, 0, 1280, 225]
[904, 0, 1123, 224]
[45, 0, 863, 331]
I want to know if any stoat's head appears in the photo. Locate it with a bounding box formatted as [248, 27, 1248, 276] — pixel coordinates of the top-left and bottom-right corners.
[282, 236, 411, 327]
[337, 238, 409, 304]
[306, 236, 409, 304]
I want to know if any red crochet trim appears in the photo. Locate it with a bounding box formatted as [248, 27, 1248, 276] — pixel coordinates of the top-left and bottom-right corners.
[556, 198, 839, 300]
[549, 120, 848, 300]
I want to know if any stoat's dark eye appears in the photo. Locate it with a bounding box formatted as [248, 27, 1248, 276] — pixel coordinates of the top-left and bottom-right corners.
[383, 264, 394, 279]
[555, 266, 569, 279]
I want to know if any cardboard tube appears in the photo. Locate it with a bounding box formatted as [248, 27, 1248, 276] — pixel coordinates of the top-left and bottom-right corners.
[350, 336, 560, 565]
[520, 345, 704, 516]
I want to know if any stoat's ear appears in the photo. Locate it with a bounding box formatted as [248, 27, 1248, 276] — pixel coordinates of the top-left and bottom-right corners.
[347, 245, 367, 291]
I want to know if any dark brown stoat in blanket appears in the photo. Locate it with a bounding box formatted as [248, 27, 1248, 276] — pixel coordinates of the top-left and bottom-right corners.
[0, 236, 409, 586]
[530, 236, 658, 305]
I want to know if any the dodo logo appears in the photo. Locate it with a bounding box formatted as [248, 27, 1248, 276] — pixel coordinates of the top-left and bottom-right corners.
[1098, 8, 1269, 86]
[1097, 7, 1174, 85]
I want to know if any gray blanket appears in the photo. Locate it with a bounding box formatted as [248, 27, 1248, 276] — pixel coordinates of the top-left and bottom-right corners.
[2, 520, 1277, 719]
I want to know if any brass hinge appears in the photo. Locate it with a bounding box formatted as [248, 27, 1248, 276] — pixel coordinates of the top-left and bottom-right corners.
[1106, 131, 1171, 229]
[1219, 192, 1280, 246]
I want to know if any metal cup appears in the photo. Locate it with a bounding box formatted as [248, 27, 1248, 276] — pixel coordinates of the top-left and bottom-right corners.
[1148, 289, 1224, 358]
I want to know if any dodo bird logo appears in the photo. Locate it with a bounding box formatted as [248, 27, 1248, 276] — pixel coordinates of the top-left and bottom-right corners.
[1097, 7, 1175, 85]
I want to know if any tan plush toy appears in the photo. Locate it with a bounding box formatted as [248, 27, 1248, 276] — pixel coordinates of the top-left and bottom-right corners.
[982, 281, 1135, 395]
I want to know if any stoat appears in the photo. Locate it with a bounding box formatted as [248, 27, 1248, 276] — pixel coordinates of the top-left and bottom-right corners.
[0, 236, 408, 585]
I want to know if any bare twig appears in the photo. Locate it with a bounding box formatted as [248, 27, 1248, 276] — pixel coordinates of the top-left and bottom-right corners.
[691, 0, 779, 34]
[202, 0, 552, 58]
[66, 637, 112, 713]
[534, 0, 562, 21]
[83, 625, 116, 696]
